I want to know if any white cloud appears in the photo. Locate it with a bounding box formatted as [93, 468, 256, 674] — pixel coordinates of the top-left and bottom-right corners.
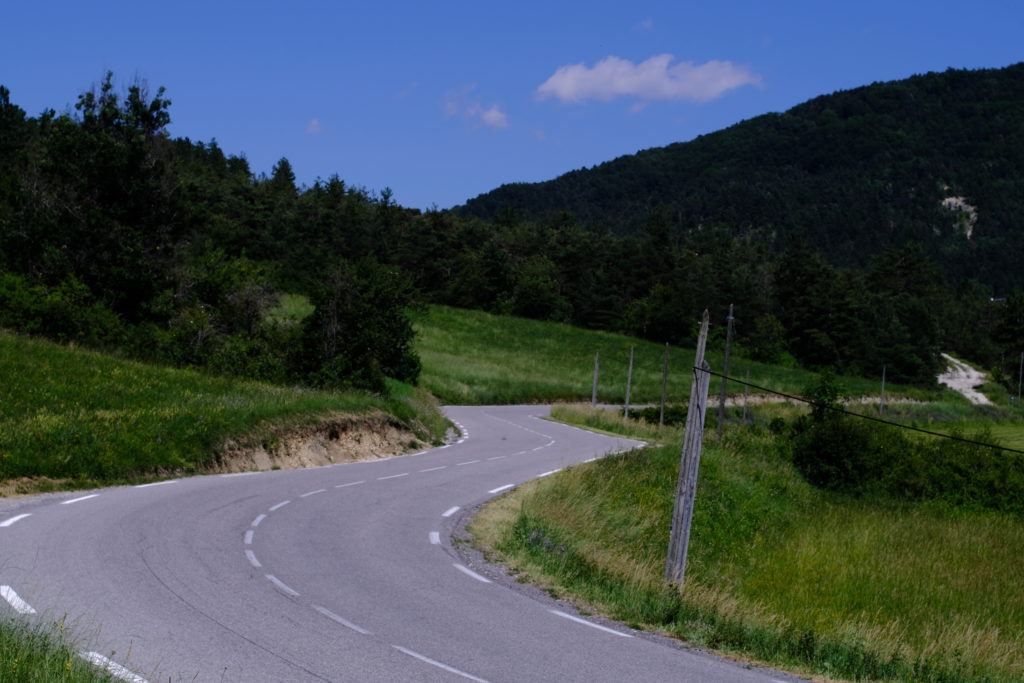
[443, 84, 509, 130]
[535, 54, 761, 105]
[634, 18, 654, 31]
[306, 118, 323, 134]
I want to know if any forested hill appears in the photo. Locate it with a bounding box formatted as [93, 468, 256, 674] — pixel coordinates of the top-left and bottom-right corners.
[460, 63, 1024, 293]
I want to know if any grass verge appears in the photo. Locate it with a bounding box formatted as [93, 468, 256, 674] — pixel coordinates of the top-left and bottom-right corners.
[0, 331, 448, 492]
[0, 617, 115, 682]
[470, 407, 1023, 681]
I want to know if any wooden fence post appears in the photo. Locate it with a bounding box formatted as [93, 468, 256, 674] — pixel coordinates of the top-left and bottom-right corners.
[659, 343, 670, 426]
[716, 304, 734, 440]
[592, 351, 600, 406]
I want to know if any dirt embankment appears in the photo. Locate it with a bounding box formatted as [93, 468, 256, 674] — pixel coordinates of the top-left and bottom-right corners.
[937, 353, 993, 406]
[210, 410, 426, 473]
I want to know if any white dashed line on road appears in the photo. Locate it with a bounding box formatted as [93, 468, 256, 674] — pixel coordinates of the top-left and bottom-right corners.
[441, 506, 460, 518]
[488, 484, 514, 494]
[392, 645, 490, 683]
[335, 480, 365, 488]
[486, 456, 506, 461]
[313, 605, 372, 635]
[245, 550, 262, 568]
[80, 651, 149, 683]
[61, 494, 100, 505]
[266, 574, 300, 597]
[0, 514, 31, 528]
[251, 514, 267, 527]
[419, 466, 447, 472]
[133, 480, 178, 488]
[269, 500, 290, 512]
[244, 530, 254, 545]
[1, 585, 37, 614]
[453, 564, 491, 584]
[429, 531, 441, 545]
[300, 489, 326, 498]
[456, 460, 480, 466]
[549, 610, 633, 637]
[537, 469, 561, 478]
[377, 473, 409, 480]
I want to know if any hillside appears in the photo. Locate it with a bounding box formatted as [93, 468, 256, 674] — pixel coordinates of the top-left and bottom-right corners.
[460, 63, 1024, 293]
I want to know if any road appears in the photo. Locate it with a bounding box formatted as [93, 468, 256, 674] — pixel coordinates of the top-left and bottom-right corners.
[1, 405, 798, 682]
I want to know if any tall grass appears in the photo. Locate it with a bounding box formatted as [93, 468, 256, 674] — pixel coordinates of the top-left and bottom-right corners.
[0, 618, 115, 682]
[415, 305, 910, 405]
[0, 332, 445, 488]
[473, 412, 1024, 681]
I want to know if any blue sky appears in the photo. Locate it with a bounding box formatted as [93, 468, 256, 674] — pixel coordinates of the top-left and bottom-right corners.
[3, 1, 1022, 210]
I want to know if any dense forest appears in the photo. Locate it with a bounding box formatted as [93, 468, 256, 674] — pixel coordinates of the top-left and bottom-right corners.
[463, 64, 1024, 294]
[1, 68, 1022, 392]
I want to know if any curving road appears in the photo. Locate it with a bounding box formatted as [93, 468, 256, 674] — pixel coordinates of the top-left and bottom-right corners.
[1, 406, 798, 682]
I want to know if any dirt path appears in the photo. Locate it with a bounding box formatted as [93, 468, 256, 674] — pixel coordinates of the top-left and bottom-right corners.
[937, 353, 993, 405]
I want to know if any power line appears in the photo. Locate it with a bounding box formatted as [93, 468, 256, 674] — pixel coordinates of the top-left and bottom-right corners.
[698, 366, 1024, 456]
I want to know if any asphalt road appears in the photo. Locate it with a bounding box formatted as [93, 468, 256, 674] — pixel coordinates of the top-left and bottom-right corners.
[1, 405, 799, 682]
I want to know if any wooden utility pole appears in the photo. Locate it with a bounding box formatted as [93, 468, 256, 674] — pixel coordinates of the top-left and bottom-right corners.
[716, 304, 734, 440]
[665, 310, 712, 587]
[742, 370, 750, 424]
[879, 365, 887, 415]
[1017, 352, 1022, 408]
[592, 351, 600, 406]
[659, 343, 670, 426]
[624, 346, 635, 418]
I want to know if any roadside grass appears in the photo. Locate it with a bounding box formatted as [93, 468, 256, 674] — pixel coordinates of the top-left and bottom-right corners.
[0, 617, 115, 682]
[471, 408, 1024, 681]
[415, 305, 913, 405]
[0, 331, 447, 491]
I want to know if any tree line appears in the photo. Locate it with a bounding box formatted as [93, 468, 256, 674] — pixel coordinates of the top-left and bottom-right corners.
[1, 73, 1021, 391]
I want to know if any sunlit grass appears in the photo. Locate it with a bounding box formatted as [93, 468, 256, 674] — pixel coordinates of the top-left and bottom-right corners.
[0, 618, 116, 682]
[0, 331, 445, 489]
[474, 412, 1024, 681]
[415, 305, 913, 405]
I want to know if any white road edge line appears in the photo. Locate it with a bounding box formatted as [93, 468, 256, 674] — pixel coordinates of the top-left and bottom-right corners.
[313, 605, 372, 635]
[549, 610, 633, 638]
[537, 469, 561, 478]
[265, 574, 300, 596]
[61, 494, 100, 505]
[269, 500, 290, 512]
[453, 564, 491, 584]
[335, 480, 365, 488]
[300, 489, 326, 498]
[391, 645, 490, 683]
[441, 506, 460, 518]
[1, 585, 37, 614]
[429, 531, 441, 545]
[0, 513, 31, 528]
[220, 471, 260, 477]
[378, 473, 409, 480]
[583, 457, 597, 463]
[80, 651, 149, 683]
[133, 480, 178, 488]
[488, 484, 514, 494]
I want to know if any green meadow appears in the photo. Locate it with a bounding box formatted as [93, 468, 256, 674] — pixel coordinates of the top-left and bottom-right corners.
[414, 305, 915, 405]
[472, 405, 1024, 682]
[0, 331, 445, 491]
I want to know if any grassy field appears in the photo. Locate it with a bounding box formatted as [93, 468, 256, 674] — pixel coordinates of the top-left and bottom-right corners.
[0, 331, 447, 492]
[472, 406, 1024, 682]
[415, 305, 922, 405]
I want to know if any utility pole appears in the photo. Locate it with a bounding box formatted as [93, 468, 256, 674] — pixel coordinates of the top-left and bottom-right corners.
[1017, 352, 1023, 408]
[880, 365, 887, 415]
[624, 346, 635, 418]
[659, 343, 670, 426]
[665, 310, 712, 587]
[592, 351, 600, 406]
[716, 304, 734, 440]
